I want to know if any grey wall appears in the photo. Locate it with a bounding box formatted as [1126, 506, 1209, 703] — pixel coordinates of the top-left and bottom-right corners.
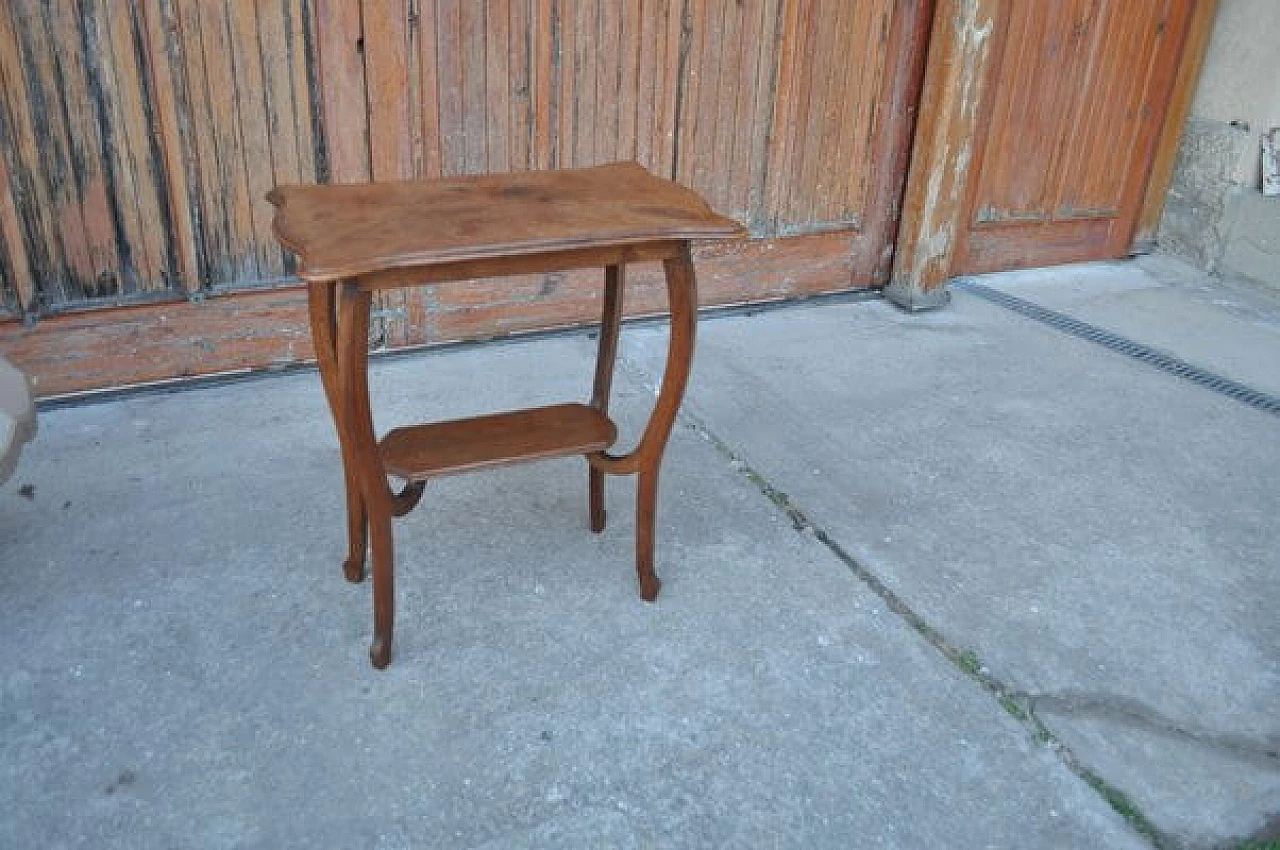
[1158, 0, 1280, 289]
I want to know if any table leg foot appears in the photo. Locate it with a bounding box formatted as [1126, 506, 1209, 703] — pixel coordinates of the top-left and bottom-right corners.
[589, 467, 606, 533]
[369, 637, 391, 670]
[639, 572, 661, 602]
[636, 469, 661, 601]
[343, 482, 368, 582]
[343, 556, 366, 584]
[368, 510, 395, 670]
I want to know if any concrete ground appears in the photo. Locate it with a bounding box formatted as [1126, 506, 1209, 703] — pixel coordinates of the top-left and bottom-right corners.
[2, 256, 1277, 849]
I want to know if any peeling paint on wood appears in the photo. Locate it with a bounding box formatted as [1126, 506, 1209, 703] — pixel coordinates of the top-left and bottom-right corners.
[887, 0, 998, 308]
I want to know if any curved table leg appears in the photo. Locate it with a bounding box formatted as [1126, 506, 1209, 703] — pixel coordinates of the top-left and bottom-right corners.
[336, 283, 399, 669]
[588, 243, 698, 600]
[588, 263, 625, 533]
[308, 283, 368, 583]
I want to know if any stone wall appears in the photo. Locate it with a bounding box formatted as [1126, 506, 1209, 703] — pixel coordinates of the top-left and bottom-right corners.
[1158, 0, 1280, 290]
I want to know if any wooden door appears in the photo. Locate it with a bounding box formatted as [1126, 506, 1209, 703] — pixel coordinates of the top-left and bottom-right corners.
[323, 0, 935, 340]
[955, 0, 1196, 274]
[0, 0, 321, 316]
[2, 0, 933, 396]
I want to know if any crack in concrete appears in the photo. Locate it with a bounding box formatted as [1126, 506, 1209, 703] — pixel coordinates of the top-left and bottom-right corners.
[1027, 690, 1280, 770]
[612, 347, 1170, 848]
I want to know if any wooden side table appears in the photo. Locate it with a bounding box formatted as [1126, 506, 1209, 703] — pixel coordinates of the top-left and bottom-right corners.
[269, 163, 745, 668]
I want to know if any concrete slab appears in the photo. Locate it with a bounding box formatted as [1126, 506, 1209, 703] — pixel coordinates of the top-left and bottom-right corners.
[965, 255, 1280, 397]
[0, 336, 1144, 848]
[621, 268, 1280, 848]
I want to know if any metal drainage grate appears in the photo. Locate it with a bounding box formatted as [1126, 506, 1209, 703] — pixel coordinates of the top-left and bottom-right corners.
[956, 279, 1280, 418]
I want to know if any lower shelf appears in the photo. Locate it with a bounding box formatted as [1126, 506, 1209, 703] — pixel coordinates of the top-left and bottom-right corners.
[379, 403, 618, 481]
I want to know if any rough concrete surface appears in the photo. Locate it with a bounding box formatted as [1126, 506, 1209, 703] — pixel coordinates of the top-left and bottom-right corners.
[620, 260, 1280, 848]
[2, 257, 1277, 849]
[1, 336, 1146, 849]
[960, 255, 1280, 397]
[1220, 193, 1280, 288]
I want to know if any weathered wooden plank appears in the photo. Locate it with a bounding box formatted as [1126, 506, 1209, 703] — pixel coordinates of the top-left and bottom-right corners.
[485, 0, 511, 173]
[230, 0, 277, 276]
[967, 2, 1053, 222]
[227, 0, 282, 278]
[783, 0, 820, 227]
[57, 0, 127, 295]
[259, 0, 304, 186]
[173, 0, 230, 284]
[0, 151, 33, 311]
[0, 231, 857, 398]
[508, 0, 534, 171]
[594, 0, 619, 162]
[616, 0, 641, 162]
[554, 0, 573, 168]
[634, 0, 658, 169]
[831, 0, 882, 223]
[532, 0, 553, 169]
[417, 0, 444, 178]
[725, 0, 763, 217]
[1054, 0, 1166, 218]
[289, 0, 319, 181]
[675, 0, 706, 188]
[708, 0, 742, 210]
[0, 286, 315, 397]
[1134, 0, 1218, 247]
[797, 0, 842, 227]
[814, 0, 857, 224]
[197, 0, 260, 281]
[140, 0, 202, 294]
[460, 0, 488, 173]
[435, 0, 467, 175]
[362, 0, 414, 180]
[887, 0, 1001, 309]
[656, 0, 683, 178]
[745, 0, 781, 227]
[1102, 0, 1193, 255]
[572, 0, 596, 166]
[763, 0, 802, 233]
[191, 0, 240, 282]
[315, 0, 369, 182]
[21, 0, 116, 300]
[0, 8, 54, 309]
[91, 0, 172, 292]
[857, 0, 934, 282]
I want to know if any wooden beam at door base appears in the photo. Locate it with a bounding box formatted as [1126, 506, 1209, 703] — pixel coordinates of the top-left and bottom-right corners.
[886, 0, 1001, 311]
[1, 233, 863, 398]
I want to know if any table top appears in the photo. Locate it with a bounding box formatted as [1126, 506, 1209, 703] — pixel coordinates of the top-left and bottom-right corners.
[268, 162, 746, 283]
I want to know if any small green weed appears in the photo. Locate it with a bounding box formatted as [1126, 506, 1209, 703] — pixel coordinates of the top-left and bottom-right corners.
[998, 695, 1028, 721]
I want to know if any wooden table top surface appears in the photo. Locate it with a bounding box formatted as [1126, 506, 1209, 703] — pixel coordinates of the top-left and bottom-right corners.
[268, 162, 746, 282]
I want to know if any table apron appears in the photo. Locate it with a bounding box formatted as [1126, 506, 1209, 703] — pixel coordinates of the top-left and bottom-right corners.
[337, 240, 688, 291]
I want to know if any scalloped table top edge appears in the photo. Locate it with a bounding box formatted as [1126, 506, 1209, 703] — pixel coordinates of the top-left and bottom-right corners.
[268, 162, 747, 283]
